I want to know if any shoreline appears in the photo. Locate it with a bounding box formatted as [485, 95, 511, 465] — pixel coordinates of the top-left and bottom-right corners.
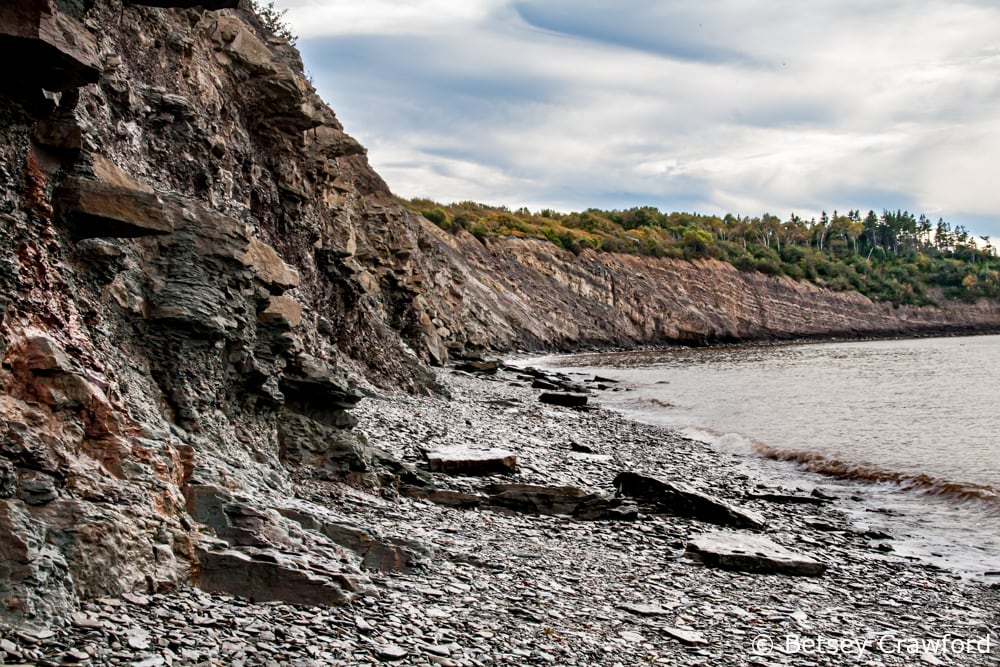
[508, 326, 1000, 360]
[523, 339, 1000, 580]
[2, 367, 997, 665]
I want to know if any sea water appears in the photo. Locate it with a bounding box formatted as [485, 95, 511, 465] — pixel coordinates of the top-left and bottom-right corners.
[530, 335, 1000, 578]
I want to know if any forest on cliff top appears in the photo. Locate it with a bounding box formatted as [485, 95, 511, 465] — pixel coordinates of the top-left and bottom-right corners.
[405, 199, 999, 307]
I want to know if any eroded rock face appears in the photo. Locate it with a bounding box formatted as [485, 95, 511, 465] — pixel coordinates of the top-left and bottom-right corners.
[0, 0, 396, 623]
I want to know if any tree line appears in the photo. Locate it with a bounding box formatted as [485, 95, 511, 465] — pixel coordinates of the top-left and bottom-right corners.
[403, 198, 999, 306]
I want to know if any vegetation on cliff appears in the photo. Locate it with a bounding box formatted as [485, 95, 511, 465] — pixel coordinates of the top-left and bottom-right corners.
[405, 199, 999, 306]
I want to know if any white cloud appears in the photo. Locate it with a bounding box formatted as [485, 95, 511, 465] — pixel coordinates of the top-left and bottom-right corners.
[282, 0, 507, 38]
[281, 0, 1000, 235]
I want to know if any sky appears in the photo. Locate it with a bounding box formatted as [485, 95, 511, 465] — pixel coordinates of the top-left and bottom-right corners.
[281, 0, 1000, 238]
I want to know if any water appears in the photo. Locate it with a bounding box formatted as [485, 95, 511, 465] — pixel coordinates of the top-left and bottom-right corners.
[530, 335, 1000, 578]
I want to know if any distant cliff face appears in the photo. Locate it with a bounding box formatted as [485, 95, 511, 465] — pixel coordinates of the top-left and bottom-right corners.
[411, 229, 1000, 352]
[2, 0, 999, 625]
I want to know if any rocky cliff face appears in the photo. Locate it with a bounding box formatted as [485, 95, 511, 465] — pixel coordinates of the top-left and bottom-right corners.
[2, 0, 999, 626]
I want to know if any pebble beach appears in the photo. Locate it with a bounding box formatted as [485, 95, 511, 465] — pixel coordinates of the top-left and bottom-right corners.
[1, 365, 996, 666]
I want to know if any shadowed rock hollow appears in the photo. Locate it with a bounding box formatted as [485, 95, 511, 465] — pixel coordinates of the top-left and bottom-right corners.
[2, 0, 1000, 626]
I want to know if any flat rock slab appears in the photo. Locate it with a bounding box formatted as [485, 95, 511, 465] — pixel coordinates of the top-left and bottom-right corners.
[685, 532, 827, 577]
[427, 447, 517, 475]
[614, 471, 766, 530]
[485, 483, 637, 520]
[539, 392, 588, 407]
[454, 360, 501, 374]
[663, 627, 708, 645]
[618, 603, 672, 617]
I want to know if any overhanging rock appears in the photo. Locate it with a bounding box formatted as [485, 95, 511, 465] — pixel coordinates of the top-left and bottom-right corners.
[55, 177, 174, 238]
[0, 1, 101, 94]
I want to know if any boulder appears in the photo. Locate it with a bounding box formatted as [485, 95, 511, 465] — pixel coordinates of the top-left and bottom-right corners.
[539, 392, 589, 408]
[684, 531, 827, 577]
[277, 413, 369, 473]
[614, 471, 766, 530]
[280, 354, 362, 411]
[426, 447, 517, 476]
[486, 483, 594, 514]
[530, 379, 559, 391]
[277, 508, 431, 574]
[196, 547, 361, 606]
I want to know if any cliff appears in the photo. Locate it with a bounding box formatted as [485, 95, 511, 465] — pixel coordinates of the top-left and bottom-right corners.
[1, 0, 999, 626]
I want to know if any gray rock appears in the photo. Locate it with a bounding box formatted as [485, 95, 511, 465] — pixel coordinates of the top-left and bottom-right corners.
[195, 547, 362, 606]
[376, 644, 408, 660]
[55, 177, 174, 239]
[684, 532, 827, 576]
[538, 392, 589, 408]
[662, 627, 708, 645]
[747, 492, 829, 505]
[614, 471, 766, 530]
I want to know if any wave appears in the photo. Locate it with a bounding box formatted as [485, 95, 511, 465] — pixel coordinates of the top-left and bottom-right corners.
[752, 443, 1000, 507]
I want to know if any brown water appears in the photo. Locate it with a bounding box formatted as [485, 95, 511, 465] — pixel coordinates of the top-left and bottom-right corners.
[533, 335, 1000, 577]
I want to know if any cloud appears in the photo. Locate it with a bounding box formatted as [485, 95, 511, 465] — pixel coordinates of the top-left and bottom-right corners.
[286, 0, 1000, 237]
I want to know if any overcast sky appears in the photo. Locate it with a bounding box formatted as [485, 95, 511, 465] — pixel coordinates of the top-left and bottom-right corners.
[283, 0, 1000, 237]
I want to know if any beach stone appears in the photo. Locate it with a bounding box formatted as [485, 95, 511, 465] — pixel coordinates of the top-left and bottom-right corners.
[455, 360, 501, 374]
[426, 447, 517, 476]
[618, 603, 671, 617]
[195, 547, 361, 605]
[684, 532, 827, 576]
[377, 644, 408, 660]
[663, 627, 708, 645]
[747, 492, 829, 505]
[614, 472, 766, 530]
[487, 483, 637, 520]
[531, 379, 559, 390]
[485, 483, 603, 515]
[538, 392, 589, 407]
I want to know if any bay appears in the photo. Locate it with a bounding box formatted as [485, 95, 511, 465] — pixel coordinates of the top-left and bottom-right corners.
[532, 334, 1000, 577]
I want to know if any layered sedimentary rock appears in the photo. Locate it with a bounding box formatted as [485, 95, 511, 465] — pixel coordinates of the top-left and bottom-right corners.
[1, 0, 999, 627]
